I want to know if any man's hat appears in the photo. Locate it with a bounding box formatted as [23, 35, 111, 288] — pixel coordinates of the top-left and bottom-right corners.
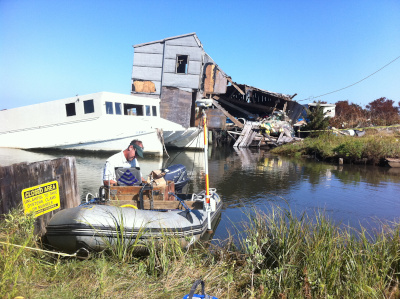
[132, 143, 144, 158]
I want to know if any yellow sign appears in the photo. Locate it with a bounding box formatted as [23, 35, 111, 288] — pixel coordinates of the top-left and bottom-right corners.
[21, 181, 60, 217]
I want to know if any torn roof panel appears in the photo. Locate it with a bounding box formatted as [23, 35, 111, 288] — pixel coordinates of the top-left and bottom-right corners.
[238, 84, 295, 101]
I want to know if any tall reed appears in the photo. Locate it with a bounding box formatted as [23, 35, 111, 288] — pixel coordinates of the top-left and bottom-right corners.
[1, 206, 400, 298]
[236, 207, 400, 298]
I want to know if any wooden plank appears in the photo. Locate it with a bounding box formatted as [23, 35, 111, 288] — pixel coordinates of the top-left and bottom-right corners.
[132, 66, 162, 81]
[133, 52, 163, 67]
[240, 125, 257, 148]
[160, 87, 192, 128]
[162, 73, 200, 90]
[212, 97, 243, 128]
[0, 157, 80, 236]
[234, 122, 252, 147]
[132, 81, 156, 93]
[204, 64, 215, 94]
[213, 69, 228, 94]
[104, 182, 175, 201]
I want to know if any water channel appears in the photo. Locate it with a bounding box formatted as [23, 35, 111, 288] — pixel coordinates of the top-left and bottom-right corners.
[1, 147, 399, 240]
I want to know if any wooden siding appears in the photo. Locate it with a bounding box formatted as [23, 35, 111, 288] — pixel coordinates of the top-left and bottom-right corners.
[133, 52, 163, 67]
[163, 59, 202, 75]
[160, 87, 192, 128]
[162, 73, 200, 90]
[164, 45, 203, 61]
[165, 35, 199, 47]
[131, 66, 162, 81]
[134, 42, 164, 54]
[213, 69, 227, 94]
[0, 157, 80, 236]
[132, 34, 206, 94]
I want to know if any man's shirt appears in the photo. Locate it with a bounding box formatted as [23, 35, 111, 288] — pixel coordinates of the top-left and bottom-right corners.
[103, 151, 140, 182]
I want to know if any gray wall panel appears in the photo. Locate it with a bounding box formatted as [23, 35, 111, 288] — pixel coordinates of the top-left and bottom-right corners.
[162, 73, 199, 89]
[165, 35, 199, 47]
[134, 43, 164, 54]
[132, 66, 162, 81]
[163, 59, 202, 75]
[133, 53, 163, 67]
[164, 45, 203, 61]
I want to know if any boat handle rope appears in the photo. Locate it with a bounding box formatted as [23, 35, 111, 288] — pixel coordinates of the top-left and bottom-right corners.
[168, 192, 192, 213]
[0, 241, 90, 259]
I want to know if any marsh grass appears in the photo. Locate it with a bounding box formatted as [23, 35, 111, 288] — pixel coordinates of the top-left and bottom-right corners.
[272, 130, 400, 164]
[1, 206, 400, 298]
[94, 208, 148, 263]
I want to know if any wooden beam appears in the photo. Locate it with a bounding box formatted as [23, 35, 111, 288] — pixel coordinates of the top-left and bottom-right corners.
[226, 77, 245, 95]
[215, 97, 258, 119]
[212, 97, 244, 128]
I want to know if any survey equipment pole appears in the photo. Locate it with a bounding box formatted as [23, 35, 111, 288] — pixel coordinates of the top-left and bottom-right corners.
[202, 111, 212, 231]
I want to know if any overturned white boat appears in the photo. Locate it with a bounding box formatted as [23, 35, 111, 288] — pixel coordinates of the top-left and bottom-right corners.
[0, 92, 204, 155]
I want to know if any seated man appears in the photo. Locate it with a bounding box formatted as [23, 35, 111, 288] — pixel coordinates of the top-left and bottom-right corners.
[103, 139, 144, 186]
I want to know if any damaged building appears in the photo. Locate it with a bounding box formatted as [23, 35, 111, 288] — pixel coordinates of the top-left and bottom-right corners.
[131, 32, 305, 146]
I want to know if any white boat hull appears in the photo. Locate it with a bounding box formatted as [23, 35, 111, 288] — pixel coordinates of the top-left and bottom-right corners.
[0, 92, 207, 153]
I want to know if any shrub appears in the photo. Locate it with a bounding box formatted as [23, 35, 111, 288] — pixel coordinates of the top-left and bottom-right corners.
[303, 102, 331, 136]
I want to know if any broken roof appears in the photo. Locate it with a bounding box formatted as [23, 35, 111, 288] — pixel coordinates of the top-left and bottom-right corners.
[234, 83, 296, 101]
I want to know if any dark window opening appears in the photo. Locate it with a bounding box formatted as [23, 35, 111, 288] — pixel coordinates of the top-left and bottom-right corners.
[176, 55, 188, 74]
[152, 106, 157, 116]
[65, 103, 76, 117]
[115, 102, 122, 115]
[124, 104, 143, 116]
[105, 102, 113, 114]
[84, 99, 94, 114]
[145, 105, 151, 116]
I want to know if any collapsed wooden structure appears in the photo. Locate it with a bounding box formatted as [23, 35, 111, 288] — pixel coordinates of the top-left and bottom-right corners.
[131, 33, 305, 147]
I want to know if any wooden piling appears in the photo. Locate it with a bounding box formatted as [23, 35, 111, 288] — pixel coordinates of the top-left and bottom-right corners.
[0, 157, 80, 236]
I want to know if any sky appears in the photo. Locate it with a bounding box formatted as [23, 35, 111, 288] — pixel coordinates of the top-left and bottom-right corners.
[1, 0, 399, 110]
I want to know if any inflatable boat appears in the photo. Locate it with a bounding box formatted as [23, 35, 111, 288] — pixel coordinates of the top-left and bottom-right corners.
[46, 112, 222, 253]
[46, 164, 222, 252]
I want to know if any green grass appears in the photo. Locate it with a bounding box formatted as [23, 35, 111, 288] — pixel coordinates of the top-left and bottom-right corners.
[1, 207, 400, 298]
[271, 130, 400, 164]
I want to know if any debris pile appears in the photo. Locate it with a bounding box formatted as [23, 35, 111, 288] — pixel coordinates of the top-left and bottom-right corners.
[226, 111, 302, 148]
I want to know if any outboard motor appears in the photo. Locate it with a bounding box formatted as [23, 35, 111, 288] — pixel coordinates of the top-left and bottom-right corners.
[163, 164, 189, 193]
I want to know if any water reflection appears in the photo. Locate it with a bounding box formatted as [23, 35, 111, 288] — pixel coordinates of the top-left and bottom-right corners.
[1, 147, 399, 238]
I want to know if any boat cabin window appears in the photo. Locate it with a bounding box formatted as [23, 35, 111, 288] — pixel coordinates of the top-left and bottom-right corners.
[176, 55, 189, 74]
[105, 101, 113, 114]
[115, 102, 122, 115]
[65, 103, 76, 117]
[145, 105, 151, 116]
[152, 106, 157, 116]
[124, 104, 143, 116]
[84, 100, 94, 114]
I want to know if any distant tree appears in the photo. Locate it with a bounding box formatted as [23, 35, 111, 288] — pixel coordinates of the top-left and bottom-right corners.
[330, 100, 366, 128]
[303, 102, 331, 136]
[366, 97, 400, 126]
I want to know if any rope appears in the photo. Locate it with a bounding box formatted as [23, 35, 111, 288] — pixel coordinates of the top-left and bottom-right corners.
[0, 241, 89, 258]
